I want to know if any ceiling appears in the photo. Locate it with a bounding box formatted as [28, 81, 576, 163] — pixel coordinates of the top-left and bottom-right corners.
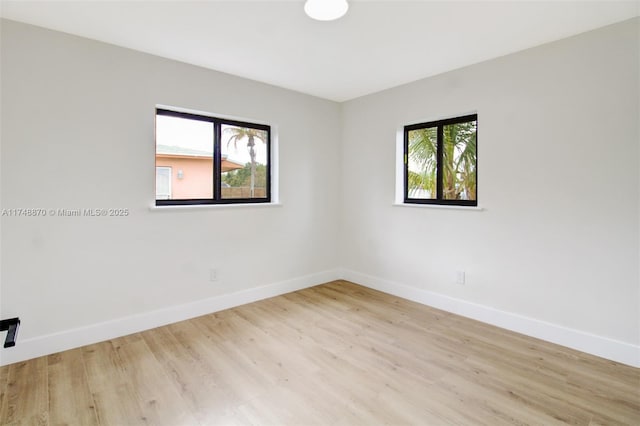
[0, 1, 638, 102]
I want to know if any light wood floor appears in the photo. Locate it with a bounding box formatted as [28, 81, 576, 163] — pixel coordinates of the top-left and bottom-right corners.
[0, 281, 638, 425]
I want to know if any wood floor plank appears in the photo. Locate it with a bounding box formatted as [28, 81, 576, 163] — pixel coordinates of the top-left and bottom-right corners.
[0, 357, 49, 425]
[112, 337, 199, 426]
[81, 340, 149, 425]
[0, 280, 638, 425]
[0, 358, 9, 423]
[141, 321, 243, 424]
[47, 350, 98, 426]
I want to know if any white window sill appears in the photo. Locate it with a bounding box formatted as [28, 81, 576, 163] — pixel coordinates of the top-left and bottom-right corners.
[393, 203, 484, 211]
[150, 202, 282, 211]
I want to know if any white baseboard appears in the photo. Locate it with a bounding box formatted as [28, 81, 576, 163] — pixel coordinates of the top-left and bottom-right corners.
[4, 268, 638, 368]
[340, 269, 640, 368]
[0, 269, 341, 366]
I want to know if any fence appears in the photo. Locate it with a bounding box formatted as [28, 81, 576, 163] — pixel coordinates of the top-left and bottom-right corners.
[221, 187, 267, 199]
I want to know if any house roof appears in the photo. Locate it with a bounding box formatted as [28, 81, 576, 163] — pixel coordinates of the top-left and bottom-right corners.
[156, 144, 212, 158]
[156, 145, 246, 172]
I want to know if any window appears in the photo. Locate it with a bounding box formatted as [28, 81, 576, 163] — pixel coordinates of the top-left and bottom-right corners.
[404, 114, 477, 206]
[155, 109, 271, 205]
[155, 166, 172, 200]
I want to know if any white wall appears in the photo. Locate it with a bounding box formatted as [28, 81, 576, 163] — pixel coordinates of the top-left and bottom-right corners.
[1, 17, 638, 366]
[341, 18, 639, 349]
[0, 19, 342, 362]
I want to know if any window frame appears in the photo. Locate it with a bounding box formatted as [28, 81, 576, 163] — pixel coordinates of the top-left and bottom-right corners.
[403, 114, 478, 207]
[155, 108, 271, 206]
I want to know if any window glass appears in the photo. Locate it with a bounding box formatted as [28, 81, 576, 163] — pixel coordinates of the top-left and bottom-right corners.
[407, 127, 437, 200]
[442, 121, 477, 201]
[221, 124, 269, 199]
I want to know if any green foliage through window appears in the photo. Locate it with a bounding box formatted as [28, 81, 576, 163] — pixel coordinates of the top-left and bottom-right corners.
[223, 163, 267, 188]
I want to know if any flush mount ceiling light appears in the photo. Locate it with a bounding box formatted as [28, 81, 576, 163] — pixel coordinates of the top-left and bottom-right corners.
[304, 0, 349, 21]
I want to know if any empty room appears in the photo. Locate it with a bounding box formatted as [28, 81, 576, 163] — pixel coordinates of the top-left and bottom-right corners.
[0, 0, 638, 424]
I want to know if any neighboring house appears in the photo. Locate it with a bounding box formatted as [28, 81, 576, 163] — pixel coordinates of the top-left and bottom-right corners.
[155, 144, 244, 199]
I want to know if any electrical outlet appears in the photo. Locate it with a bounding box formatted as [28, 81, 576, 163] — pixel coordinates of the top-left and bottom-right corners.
[209, 268, 218, 282]
[456, 270, 465, 285]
